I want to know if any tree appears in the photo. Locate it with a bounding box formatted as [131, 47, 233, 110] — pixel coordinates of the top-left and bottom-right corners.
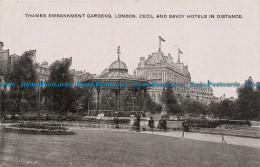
[72, 87, 96, 113]
[256, 82, 260, 120]
[44, 57, 74, 117]
[96, 88, 161, 114]
[98, 89, 117, 111]
[180, 99, 192, 115]
[9, 51, 37, 115]
[217, 99, 236, 119]
[145, 93, 162, 114]
[208, 101, 219, 116]
[235, 77, 260, 120]
[161, 86, 181, 115]
[120, 90, 134, 111]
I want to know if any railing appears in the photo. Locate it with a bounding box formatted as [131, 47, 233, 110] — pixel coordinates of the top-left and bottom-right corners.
[189, 127, 259, 138]
[88, 110, 144, 117]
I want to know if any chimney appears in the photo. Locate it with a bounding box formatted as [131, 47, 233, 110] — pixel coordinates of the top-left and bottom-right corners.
[140, 57, 145, 65]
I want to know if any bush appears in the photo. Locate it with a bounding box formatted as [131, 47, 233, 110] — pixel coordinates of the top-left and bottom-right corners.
[187, 119, 251, 128]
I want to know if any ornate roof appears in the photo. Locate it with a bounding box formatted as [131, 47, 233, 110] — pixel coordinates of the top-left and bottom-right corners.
[146, 50, 165, 65]
[109, 60, 128, 72]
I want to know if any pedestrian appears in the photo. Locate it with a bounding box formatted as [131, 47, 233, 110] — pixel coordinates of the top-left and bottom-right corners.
[136, 115, 141, 131]
[148, 117, 155, 129]
[158, 117, 163, 129]
[182, 119, 189, 132]
[114, 116, 119, 128]
[162, 118, 167, 131]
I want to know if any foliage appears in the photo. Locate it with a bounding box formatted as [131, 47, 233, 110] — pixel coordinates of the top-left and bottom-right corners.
[8, 122, 74, 134]
[145, 93, 162, 114]
[8, 51, 37, 114]
[207, 77, 259, 120]
[217, 99, 236, 119]
[180, 99, 207, 116]
[73, 86, 96, 112]
[161, 86, 182, 115]
[90, 88, 161, 114]
[235, 77, 260, 120]
[44, 58, 74, 116]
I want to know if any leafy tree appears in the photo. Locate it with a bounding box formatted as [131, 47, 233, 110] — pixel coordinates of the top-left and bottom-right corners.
[96, 88, 161, 114]
[120, 90, 134, 111]
[161, 86, 181, 115]
[145, 93, 162, 114]
[208, 101, 219, 116]
[256, 82, 260, 120]
[217, 99, 236, 119]
[179, 97, 212, 116]
[98, 88, 117, 111]
[9, 51, 37, 115]
[180, 99, 192, 115]
[186, 100, 207, 116]
[73, 87, 96, 113]
[133, 89, 162, 113]
[235, 77, 260, 120]
[44, 58, 74, 117]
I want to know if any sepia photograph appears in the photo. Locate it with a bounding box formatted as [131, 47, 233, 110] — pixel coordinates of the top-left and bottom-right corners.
[0, 0, 260, 166]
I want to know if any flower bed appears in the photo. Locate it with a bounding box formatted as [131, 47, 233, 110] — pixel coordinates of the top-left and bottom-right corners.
[188, 119, 251, 129]
[4, 122, 75, 135]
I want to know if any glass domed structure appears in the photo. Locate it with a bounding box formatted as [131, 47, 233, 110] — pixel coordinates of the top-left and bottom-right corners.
[109, 60, 128, 72]
[82, 46, 149, 114]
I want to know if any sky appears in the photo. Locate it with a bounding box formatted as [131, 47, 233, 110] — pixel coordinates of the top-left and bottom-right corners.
[0, 0, 260, 98]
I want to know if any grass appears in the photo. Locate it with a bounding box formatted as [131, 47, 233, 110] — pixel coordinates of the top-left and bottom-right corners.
[0, 129, 259, 167]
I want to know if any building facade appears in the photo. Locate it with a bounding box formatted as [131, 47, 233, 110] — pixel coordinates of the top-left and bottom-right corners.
[0, 42, 10, 74]
[190, 86, 214, 104]
[136, 48, 191, 102]
[136, 46, 214, 104]
[0, 42, 35, 74]
[70, 69, 93, 87]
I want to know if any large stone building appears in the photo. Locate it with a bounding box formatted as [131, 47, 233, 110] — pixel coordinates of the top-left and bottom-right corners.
[0, 42, 34, 74]
[70, 69, 92, 87]
[36, 61, 50, 103]
[0, 42, 19, 74]
[1, 40, 214, 107]
[136, 48, 191, 102]
[0, 42, 10, 73]
[190, 86, 214, 104]
[136, 42, 213, 104]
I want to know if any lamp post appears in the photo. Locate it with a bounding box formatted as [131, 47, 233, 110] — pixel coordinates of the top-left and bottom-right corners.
[87, 88, 91, 116]
[132, 96, 136, 111]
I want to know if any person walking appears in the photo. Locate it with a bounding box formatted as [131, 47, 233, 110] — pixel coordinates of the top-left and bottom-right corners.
[182, 119, 189, 132]
[136, 115, 141, 131]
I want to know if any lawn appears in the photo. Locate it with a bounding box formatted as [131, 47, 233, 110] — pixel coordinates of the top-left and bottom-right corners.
[0, 129, 259, 167]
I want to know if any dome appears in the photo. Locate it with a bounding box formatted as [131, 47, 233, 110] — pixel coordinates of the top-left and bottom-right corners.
[109, 60, 128, 72]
